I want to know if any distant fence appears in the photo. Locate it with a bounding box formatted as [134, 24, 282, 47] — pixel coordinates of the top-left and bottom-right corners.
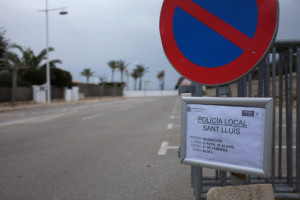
[183, 40, 300, 200]
[0, 83, 123, 103]
[0, 87, 65, 103]
[51, 87, 64, 100]
[0, 87, 33, 102]
[76, 83, 123, 98]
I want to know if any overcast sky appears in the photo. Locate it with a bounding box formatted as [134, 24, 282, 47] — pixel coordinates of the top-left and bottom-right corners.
[0, 0, 299, 90]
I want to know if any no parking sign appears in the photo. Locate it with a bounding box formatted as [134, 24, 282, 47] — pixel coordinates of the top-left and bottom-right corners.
[160, 0, 278, 85]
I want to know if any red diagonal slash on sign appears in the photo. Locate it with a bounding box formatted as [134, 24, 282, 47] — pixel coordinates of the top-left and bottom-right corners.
[173, 0, 253, 51]
[159, 0, 278, 85]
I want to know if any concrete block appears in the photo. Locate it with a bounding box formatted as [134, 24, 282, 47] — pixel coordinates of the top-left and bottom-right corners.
[64, 88, 72, 102]
[207, 184, 274, 200]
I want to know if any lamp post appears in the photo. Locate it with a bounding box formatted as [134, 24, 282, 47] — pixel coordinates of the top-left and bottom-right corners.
[38, 0, 67, 104]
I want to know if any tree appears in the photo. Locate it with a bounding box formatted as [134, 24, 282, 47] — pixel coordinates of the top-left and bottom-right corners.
[99, 74, 107, 97]
[131, 69, 139, 90]
[4, 52, 23, 107]
[1, 42, 70, 105]
[135, 64, 149, 90]
[157, 70, 165, 90]
[99, 74, 107, 83]
[11, 44, 62, 69]
[10, 45, 62, 86]
[4, 45, 30, 107]
[50, 67, 72, 88]
[116, 59, 129, 82]
[80, 68, 94, 84]
[0, 28, 9, 69]
[107, 60, 118, 82]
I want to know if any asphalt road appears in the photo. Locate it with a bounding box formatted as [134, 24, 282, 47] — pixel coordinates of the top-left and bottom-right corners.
[0, 97, 194, 200]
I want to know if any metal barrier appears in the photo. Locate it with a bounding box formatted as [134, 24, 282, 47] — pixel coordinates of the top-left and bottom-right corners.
[180, 40, 300, 199]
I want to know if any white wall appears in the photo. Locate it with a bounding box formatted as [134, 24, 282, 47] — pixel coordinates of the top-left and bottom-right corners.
[32, 85, 46, 103]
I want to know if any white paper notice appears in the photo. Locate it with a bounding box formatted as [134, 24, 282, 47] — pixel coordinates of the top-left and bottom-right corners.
[186, 104, 265, 170]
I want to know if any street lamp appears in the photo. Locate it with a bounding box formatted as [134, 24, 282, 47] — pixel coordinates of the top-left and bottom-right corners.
[38, 0, 67, 104]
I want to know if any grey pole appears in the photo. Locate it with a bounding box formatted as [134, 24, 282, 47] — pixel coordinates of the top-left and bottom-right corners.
[296, 47, 300, 192]
[271, 47, 276, 188]
[38, 1, 67, 104]
[45, 0, 51, 104]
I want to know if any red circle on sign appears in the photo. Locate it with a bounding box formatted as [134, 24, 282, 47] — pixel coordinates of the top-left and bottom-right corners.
[160, 0, 278, 85]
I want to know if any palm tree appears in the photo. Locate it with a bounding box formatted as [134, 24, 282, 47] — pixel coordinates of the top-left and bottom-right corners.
[157, 70, 165, 90]
[0, 28, 9, 68]
[4, 50, 27, 107]
[107, 60, 118, 82]
[2, 44, 63, 106]
[11, 45, 63, 86]
[131, 69, 139, 90]
[135, 64, 149, 90]
[99, 74, 107, 97]
[117, 59, 129, 82]
[11, 44, 61, 69]
[81, 68, 94, 84]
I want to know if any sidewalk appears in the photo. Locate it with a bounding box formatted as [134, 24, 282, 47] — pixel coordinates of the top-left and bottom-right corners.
[0, 97, 125, 113]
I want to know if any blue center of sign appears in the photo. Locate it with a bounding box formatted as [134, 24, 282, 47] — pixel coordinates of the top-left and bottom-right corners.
[173, 0, 258, 68]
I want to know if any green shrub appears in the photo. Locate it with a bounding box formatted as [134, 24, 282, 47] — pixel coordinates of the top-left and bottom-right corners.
[0, 72, 11, 86]
[19, 68, 46, 85]
[51, 67, 72, 88]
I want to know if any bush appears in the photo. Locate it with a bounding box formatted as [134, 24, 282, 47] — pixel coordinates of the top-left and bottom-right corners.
[18, 67, 72, 88]
[19, 68, 46, 85]
[0, 72, 11, 86]
[51, 67, 72, 88]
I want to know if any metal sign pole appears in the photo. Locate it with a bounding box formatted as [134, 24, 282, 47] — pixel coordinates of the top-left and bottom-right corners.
[191, 82, 203, 200]
[216, 83, 248, 186]
[178, 82, 203, 200]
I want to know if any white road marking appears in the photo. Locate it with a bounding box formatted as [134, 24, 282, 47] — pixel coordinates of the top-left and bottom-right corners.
[121, 106, 132, 111]
[34, 111, 78, 122]
[167, 146, 179, 149]
[0, 111, 77, 127]
[170, 115, 175, 119]
[172, 99, 179, 112]
[158, 141, 169, 155]
[158, 141, 179, 155]
[0, 98, 145, 127]
[172, 111, 176, 114]
[82, 114, 103, 121]
[167, 123, 173, 130]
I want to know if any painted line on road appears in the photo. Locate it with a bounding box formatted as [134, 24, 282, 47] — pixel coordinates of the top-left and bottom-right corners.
[82, 114, 103, 121]
[82, 101, 138, 121]
[158, 141, 179, 155]
[0, 111, 77, 127]
[158, 141, 169, 155]
[167, 123, 173, 130]
[82, 100, 141, 121]
[167, 146, 179, 149]
[121, 106, 132, 111]
[75, 98, 140, 110]
[172, 98, 179, 113]
[170, 115, 175, 119]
